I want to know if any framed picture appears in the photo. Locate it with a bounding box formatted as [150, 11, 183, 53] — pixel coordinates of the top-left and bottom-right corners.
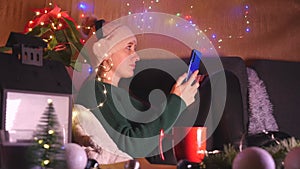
[1, 88, 72, 145]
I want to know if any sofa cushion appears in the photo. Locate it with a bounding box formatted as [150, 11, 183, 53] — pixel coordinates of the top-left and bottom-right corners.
[199, 56, 249, 131]
[72, 104, 132, 164]
[250, 59, 300, 139]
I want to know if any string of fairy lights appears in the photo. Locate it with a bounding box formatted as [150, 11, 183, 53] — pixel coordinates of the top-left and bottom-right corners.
[122, 0, 251, 49]
[38, 0, 252, 50]
[77, 0, 251, 72]
[26, 0, 251, 73]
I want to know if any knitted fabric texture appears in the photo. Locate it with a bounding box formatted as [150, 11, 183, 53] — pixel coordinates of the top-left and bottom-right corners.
[247, 67, 279, 134]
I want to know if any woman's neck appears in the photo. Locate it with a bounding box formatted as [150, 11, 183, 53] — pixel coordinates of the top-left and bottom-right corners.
[101, 76, 120, 87]
[99, 71, 120, 87]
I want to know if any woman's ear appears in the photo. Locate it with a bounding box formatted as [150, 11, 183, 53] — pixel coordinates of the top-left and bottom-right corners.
[100, 57, 113, 72]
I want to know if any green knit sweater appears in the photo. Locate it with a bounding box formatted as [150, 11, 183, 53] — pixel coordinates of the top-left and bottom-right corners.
[76, 80, 186, 157]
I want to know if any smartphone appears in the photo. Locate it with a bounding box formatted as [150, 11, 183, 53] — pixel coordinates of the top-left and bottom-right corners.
[185, 49, 202, 82]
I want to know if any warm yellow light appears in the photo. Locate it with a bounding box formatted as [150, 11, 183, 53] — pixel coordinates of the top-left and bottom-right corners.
[58, 23, 63, 27]
[28, 28, 33, 32]
[47, 99, 53, 104]
[44, 144, 50, 149]
[29, 20, 34, 24]
[38, 139, 43, 144]
[36, 11, 40, 15]
[40, 22, 45, 26]
[48, 130, 54, 134]
[57, 13, 62, 18]
[72, 110, 78, 119]
[43, 159, 50, 165]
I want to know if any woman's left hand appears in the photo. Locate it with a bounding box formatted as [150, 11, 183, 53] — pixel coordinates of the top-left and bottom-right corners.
[170, 70, 202, 106]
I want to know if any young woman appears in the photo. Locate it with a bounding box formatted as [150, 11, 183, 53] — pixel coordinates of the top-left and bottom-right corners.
[73, 21, 201, 164]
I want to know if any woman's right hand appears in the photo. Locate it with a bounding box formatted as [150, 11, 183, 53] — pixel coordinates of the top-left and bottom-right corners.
[170, 70, 200, 106]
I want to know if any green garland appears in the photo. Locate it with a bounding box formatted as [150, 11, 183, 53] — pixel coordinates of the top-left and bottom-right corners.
[200, 137, 300, 169]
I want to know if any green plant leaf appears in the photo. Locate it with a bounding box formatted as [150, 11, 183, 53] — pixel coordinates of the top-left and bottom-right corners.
[47, 50, 71, 66]
[26, 26, 42, 36]
[63, 18, 82, 40]
[38, 26, 52, 37]
[54, 30, 67, 43]
[48, 37, 58, 50]
[0, 46, 12, 53]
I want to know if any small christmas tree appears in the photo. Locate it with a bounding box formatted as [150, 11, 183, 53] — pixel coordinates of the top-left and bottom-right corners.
[29, 99, 67, 169]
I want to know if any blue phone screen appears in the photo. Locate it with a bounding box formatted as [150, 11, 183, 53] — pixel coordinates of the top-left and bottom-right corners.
[186, 49, 202, 81]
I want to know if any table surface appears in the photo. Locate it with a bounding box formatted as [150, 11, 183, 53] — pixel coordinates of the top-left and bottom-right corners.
[100, 158, 176, 169]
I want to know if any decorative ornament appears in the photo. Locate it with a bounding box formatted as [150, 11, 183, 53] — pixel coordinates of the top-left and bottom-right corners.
[177, 159, 200, 169]
[284, 147, 300, 169]
[64, 143, 88, 169]
[232, 147, 275, 169]
[124, 159, 140, 169]
[23, 5, 89, 69]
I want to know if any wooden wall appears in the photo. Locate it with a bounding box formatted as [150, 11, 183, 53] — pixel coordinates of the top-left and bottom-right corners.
[0, 0, 299, 62]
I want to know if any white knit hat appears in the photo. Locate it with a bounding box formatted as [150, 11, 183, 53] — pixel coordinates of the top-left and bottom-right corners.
[92, 22, 135, 66]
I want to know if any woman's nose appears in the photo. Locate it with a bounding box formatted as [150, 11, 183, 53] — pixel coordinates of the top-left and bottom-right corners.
[133, 52, 140, 61]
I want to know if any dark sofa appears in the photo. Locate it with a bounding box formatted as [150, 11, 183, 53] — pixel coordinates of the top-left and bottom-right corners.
[124, 56, 300, 164]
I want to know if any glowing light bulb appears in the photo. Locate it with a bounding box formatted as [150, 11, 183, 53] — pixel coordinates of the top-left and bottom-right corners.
[79, 2, 87, 10]
[44, 144, 50, 149]
[57, 13, 61, 18]
[47, 99, 53, 104]
[43, 160, 50, 165]
[38, 140, 43, 144]
[48, 130, 54, 134]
